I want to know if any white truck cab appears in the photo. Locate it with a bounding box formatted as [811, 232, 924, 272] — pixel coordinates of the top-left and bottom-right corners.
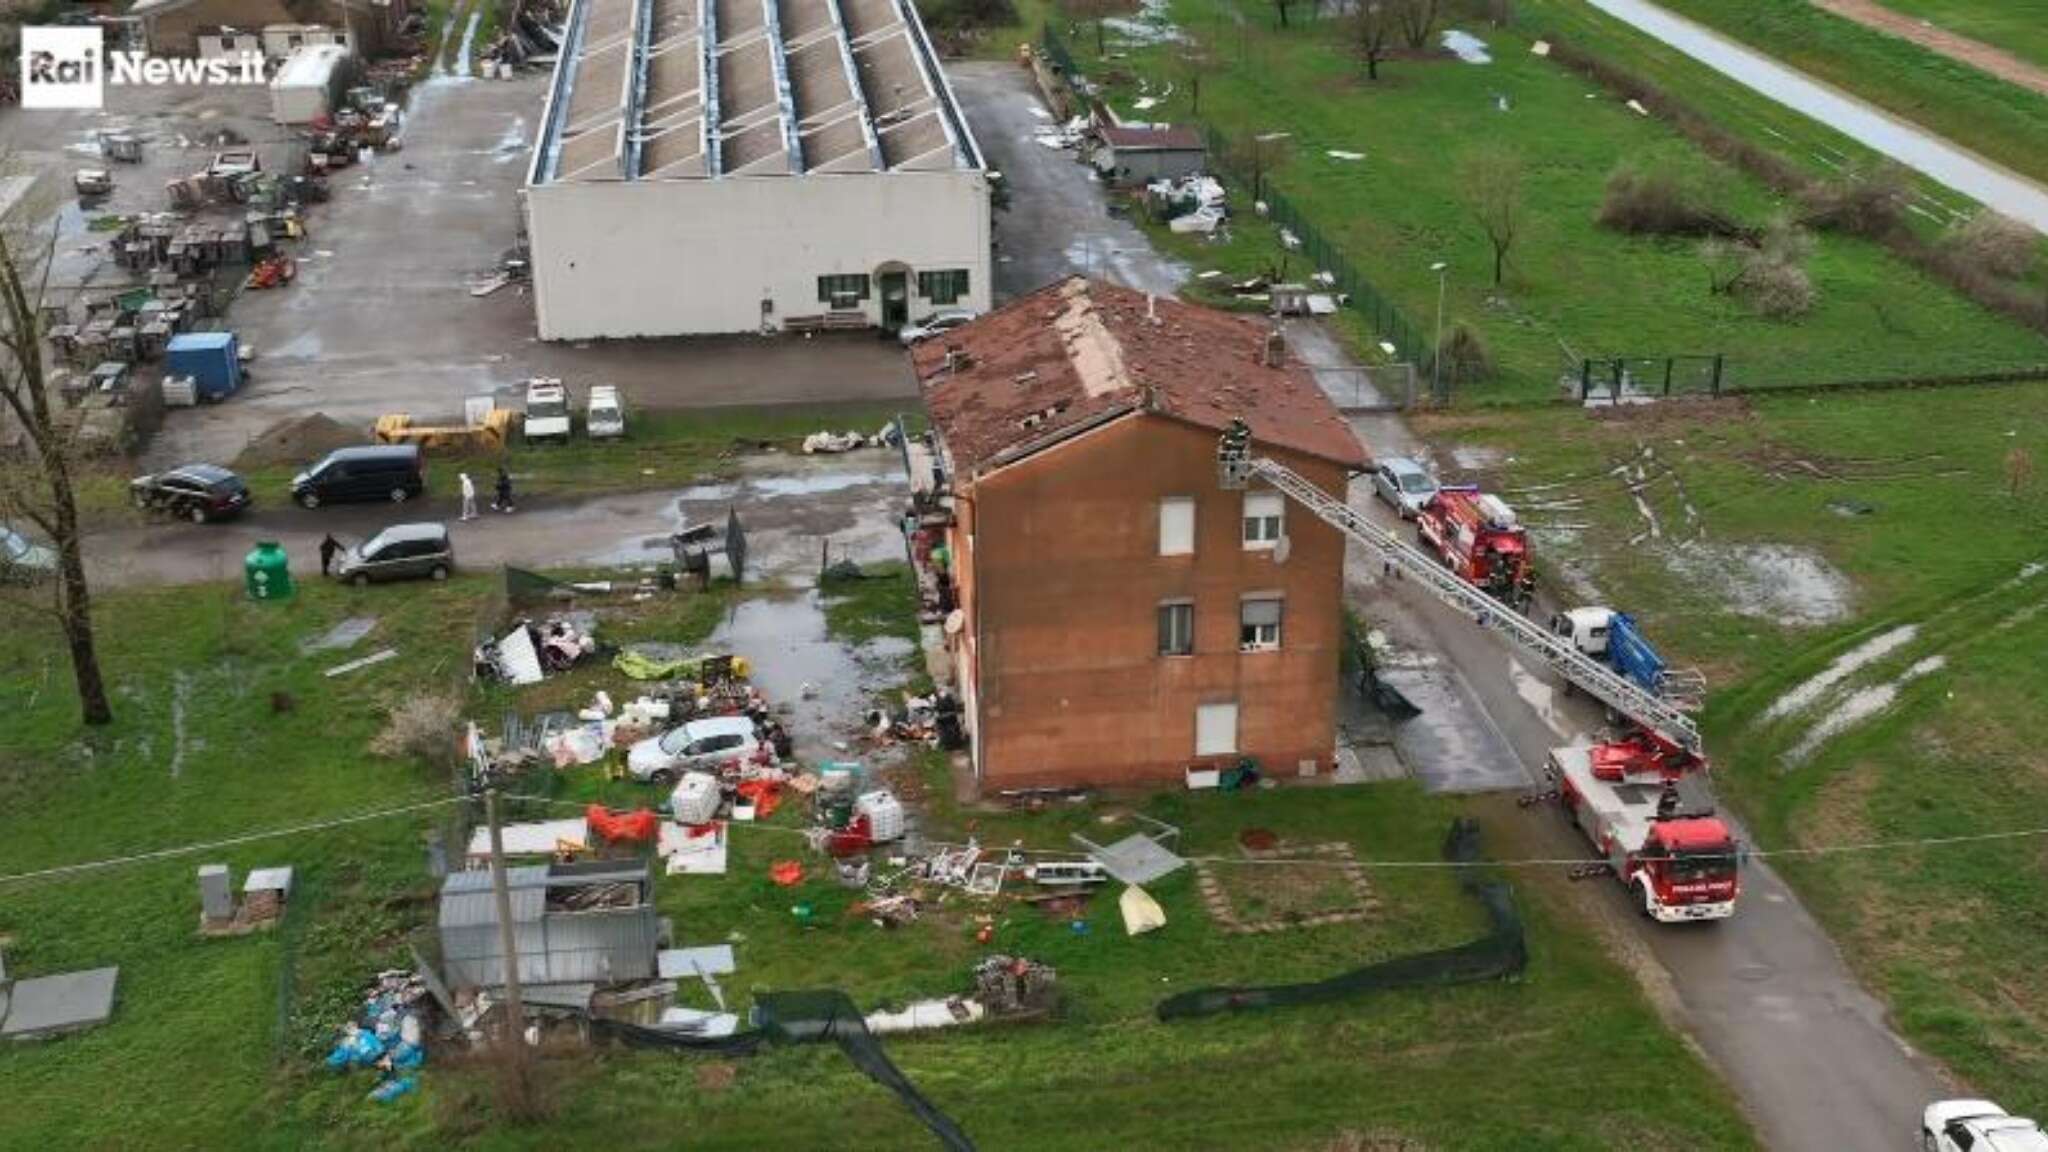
[1924, 1100, 2048, 1152]
[1551, 606, 1615, 656]
[523, 378, 571, 444]
[585, 384, 624, 440]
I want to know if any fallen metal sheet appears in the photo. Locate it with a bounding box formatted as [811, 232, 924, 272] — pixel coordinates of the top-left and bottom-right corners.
[517, 982, 597, 1011]
[1074, 817, 1186, 886]
[657, 945, 736, 980]
[466, 819, 589, 860]
[242, 866, 294, 895]
[300, 615, 377, 653]
[324, 647, 397, 678]
[656, 1007, 739, 1037]
[495, 628, 544, 686]
[1, 967, 119, 1039]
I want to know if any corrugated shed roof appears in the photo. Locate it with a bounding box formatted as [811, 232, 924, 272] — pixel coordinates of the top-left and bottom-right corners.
[915, 278, 1369, 477]
[439, 866, 548, 926]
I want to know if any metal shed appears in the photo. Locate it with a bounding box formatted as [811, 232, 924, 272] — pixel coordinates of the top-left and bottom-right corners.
[1094, 125, 1208, 186]
[437, 860, 660, 989]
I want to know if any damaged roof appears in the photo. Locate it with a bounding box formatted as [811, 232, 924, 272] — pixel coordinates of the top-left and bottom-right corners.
[915, 277, 1368, 478]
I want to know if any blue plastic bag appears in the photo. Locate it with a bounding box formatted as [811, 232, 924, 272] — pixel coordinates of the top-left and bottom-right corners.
[368, 1076, 417, 1104]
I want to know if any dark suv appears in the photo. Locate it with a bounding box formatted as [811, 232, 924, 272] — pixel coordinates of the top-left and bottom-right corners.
[130, 464, 251, 523]
[334, 522, 454, 585]
[291, 445, 426, 508]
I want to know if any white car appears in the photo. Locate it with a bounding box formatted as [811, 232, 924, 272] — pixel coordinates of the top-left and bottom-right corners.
[1371, 456, 1438, 519]
[523, 378, 571, 444]
[625, 715, 759, 785]
[1924, 1100, 2048, 1152]
[898, 308, 978, 346]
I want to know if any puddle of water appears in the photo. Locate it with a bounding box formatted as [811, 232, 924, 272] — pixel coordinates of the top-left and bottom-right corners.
[1664, 543, 1854, 628]
[1784, 655, 1945, 765]
[1762, 624, 1916, 723]
[1505, 656, 1570, 738]
[708, 595, 913, 763]
[1103, 0, 1187, 46]
[1442, 29, 1493, 64]
[1449, 444, 1505, 470]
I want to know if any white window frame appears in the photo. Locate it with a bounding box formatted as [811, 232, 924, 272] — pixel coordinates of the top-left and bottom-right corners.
[1158, 496, 1194, 557]
[1240, 596, 1283, 652]
[1195, 702, 1239, 757]
[1242, 491, 1284, 551]
[1158, 599, 1194, 656]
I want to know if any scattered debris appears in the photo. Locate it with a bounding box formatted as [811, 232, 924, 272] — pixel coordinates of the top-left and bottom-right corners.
[1119, 885, 1166, 936]
[323, 648, 397, 678]
[301, 615, 379, 653]
[1075, 815, 1186, 885]
[0, 965, 120, 1039]
[1441, 29, 1493, 64]
[320, 970, 428, 1103]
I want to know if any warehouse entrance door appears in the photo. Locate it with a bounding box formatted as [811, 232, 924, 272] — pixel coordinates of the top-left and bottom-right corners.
[877, 267, 909, 331]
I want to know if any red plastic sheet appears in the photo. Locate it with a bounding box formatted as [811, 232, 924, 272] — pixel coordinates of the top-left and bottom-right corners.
[586, 804, 659, 842]
[734, 778, 783, 818]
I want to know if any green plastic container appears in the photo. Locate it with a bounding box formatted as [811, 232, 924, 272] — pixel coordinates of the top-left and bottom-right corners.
[244, 540, 294, 601]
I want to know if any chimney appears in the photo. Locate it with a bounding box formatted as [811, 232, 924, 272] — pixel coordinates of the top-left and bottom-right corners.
[944, 347, 974, 374]
[1146, 293, 1158, 323]
[1262, 327, 1286, 368]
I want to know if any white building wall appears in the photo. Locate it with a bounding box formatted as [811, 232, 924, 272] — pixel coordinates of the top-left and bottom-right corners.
[525, 169, 991, 340]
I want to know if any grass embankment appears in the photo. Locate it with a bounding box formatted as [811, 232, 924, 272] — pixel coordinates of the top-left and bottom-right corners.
[1052, 0, 2047, 400]
[1652, 0, 2048, 188]
[1, 574, 1755, 1149]
[1413, 380, 2048, 1117]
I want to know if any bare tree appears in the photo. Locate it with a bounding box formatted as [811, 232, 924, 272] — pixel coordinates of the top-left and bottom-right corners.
[1231, 131, 1293, 203]
[1354, 1, 1395, 80]
[1271, 0, 1297, 28]
[1460, 146, 1522, 287]
[1177, 43, 1215, 116]
[1396, 0, 1440, 50]
[1064, 0, 1112, 55]
[0, 226, 113, 726]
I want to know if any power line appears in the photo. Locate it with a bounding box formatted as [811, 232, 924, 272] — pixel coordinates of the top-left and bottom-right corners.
[0, 796, 467, 888]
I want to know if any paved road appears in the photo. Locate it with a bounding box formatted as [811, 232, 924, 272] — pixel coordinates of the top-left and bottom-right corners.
[1584, 0, 2048, 232]
[83, 452, 910, 589]
[947, 60, 1188, 301]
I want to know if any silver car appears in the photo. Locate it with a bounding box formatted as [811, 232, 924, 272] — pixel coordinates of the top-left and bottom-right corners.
[1371, 457, 1439, 519]
[898, 308, 978, 346]
[335, 522, 454, 586]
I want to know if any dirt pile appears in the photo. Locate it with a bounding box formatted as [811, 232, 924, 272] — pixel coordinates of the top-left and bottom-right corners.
[234, 414, 366, 469]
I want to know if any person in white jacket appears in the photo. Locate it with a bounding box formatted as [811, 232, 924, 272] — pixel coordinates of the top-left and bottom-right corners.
[459, 472, 477, 521]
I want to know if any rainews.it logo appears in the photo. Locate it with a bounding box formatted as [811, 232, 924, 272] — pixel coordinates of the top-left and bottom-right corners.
[21, 26, 264, 110]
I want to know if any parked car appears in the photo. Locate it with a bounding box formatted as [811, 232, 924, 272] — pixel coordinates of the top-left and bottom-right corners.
[291, 444, 425, 509]
[1371, 456, 1439, 519]
[333, 522, 453, 586]
[898, 308, 978, 346]
[625, 715, 760, 786]
[1923, 1101, 2047, 1152]
[524, 378, 570, 444]
[0, 525, 56, 585]
[585, 384, 625, 440]
[130, 464, 251, 523]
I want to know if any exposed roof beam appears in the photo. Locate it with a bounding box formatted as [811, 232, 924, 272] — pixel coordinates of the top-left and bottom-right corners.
[822, 0, 884, 172]
[759, 0, 803, 174]
[624, 0, 655, 179]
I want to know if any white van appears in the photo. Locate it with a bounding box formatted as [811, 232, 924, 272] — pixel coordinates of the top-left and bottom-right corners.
[586, 384, 625, 440]
[523, 378, 570, 444]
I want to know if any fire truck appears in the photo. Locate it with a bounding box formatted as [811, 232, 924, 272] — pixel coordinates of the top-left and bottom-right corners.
[1214, 420, 1741, 922]
[1545, 731, 1738, 922]
[1415, 486, 1535, 610]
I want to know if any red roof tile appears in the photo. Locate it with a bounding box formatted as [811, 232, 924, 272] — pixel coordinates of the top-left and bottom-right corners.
[915, 278, 1369, 477]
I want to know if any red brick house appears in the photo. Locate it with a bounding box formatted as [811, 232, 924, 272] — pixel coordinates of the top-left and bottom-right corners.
[914, 277, 1370, 790]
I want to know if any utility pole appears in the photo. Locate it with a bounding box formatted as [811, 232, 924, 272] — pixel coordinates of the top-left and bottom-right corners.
[1430, 260, 1449, 404]
[484, 789, 528, 1055]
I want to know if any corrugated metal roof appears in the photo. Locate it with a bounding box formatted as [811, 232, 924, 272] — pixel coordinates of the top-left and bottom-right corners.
[439, 866, 549, 926]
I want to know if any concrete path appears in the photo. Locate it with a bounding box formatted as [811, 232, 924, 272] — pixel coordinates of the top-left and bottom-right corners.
[946, 60, 1188, 301]
[1583, 0, 2048, 231]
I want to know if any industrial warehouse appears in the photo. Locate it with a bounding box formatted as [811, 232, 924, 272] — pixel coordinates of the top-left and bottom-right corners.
[521, 0, 991, 339]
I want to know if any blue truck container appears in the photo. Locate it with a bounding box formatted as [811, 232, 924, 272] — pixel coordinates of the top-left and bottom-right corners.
[1604, 613, 1666, 694]
[164, 332, 241, 400]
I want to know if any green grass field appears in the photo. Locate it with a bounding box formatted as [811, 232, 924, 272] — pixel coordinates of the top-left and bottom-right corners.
[1652, 0, 2048, 190]
[1050, 0, 2048, 401]
[1412, 379, 2048, 1118]
[0, 571, 1757, 1150]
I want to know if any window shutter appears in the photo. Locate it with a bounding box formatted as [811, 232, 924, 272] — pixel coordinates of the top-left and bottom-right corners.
[1159, 498, 1194, 556]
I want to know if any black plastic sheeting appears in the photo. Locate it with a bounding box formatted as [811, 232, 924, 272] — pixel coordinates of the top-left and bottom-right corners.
[1155, 819, 1526, 1020]
[589, 991, 974, 1152]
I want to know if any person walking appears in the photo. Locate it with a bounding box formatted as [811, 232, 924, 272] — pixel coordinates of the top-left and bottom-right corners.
[319, 534, 341, 576]
[459, 471, 477, 521]
[492, 465, 515, 513]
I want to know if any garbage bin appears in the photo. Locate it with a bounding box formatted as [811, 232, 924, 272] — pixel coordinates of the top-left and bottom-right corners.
[245, 540, 294, 601]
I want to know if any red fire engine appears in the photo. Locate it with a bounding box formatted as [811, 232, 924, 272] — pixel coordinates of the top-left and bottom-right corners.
[1545, 730, 1739, 922]
[1415, 486, 1534, 610]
